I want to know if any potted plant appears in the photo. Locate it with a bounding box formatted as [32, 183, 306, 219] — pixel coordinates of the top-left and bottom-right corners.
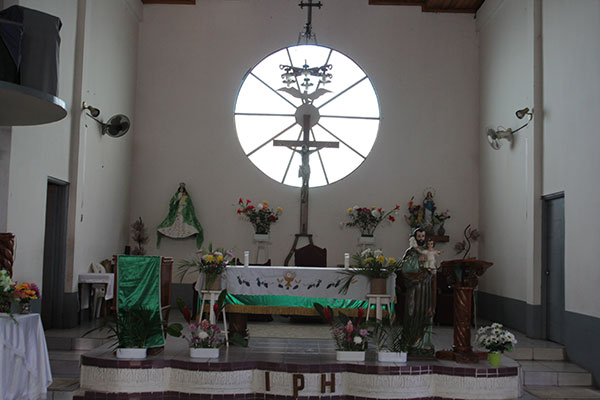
[372, 320, 408, 363]
[83, 308, 159, 359]
[345, 205, 399, 242]
[475, 322, 517, 367]
[178, 244, 233, 291]
[0, 269, 14, 314]
[166, 294, 226, 359]
[314, 304, 369, 361]
[338, 248, 401, 295]
[12, 282, 40, 314]
[237, 198, 282, 240]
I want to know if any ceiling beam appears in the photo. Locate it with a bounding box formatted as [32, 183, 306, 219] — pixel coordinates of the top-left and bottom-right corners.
[368, 0, 484, 14]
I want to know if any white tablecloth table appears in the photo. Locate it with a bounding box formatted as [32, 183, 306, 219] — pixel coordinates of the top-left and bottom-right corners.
[194, 266, 395, 317]
[0, 313, 52, 400]
[78, 273, 115, 309]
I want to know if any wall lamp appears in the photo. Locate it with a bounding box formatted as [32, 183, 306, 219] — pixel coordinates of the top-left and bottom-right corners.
[487, 107, 533, 150]
[82, 101, 131, 138]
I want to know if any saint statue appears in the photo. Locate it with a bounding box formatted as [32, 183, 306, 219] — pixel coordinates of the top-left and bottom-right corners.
[157, 183, 204, 248]
[400, 227, 435, 356]
[422, 191, 435, 234]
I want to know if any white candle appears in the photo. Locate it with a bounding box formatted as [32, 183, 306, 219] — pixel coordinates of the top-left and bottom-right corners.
[244, 251, 250, 267]
[344, 253, 350, 269]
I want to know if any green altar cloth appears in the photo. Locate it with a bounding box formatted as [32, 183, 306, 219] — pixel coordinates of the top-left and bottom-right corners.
[223, 294, 393, 317]
[117, 255, 165, 348]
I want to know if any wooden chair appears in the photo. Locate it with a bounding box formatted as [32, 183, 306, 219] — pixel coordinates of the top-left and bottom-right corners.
[294, 243, 327, 267]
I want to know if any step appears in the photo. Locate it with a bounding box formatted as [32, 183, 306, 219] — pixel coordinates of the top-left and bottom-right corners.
[46, 336, 108, 351]
[512, 346, 565, 361]
[49, 350, 84, 379]
[519, 361, 593, 387]
[525, 385, 600, 399]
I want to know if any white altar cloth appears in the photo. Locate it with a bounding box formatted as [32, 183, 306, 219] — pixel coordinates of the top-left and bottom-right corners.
[78, 273, 114, 309]
[0, 313, 52, 400]
[195, 266, 395, 299]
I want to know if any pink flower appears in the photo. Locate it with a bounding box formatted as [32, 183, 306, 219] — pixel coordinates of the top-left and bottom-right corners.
[360, 329, 368, 336]
[346, 320, 354, 333]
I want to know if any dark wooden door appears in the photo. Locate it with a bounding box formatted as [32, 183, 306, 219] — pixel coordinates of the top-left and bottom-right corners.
[41, 179, 69, 329]
[543, 193, 565, 344]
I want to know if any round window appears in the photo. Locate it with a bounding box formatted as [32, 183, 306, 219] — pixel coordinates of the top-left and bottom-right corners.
[234, 44, 380, 188]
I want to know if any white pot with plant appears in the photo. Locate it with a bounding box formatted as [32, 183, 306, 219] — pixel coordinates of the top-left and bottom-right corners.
[475, 322, 517, 367]
[166, 294, 226, 359]
[84, 308, 161, 359]
[314, 304, 369, 362]
[372, 320, 408, 363]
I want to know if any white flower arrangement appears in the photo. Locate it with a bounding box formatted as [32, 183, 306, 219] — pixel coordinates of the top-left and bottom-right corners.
[476, 322, 517, 353]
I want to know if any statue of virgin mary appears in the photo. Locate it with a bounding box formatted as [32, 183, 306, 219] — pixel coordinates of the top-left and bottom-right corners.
[156, 183, 204, 248]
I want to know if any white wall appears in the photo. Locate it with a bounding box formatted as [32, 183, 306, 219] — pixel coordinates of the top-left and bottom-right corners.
[131, 0, 479, 280]
[5, 0, 141, 292]
[477, 0, 538, 303]
[6, 0, 78, 285]
[542, 0, 600, 319]
[67, 0, 141, 291]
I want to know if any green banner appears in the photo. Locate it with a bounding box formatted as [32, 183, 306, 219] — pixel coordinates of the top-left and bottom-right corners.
[117, 255, 164, 348]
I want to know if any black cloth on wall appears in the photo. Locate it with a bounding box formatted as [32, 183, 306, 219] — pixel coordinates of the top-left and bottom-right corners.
[0, 5, 62, 96]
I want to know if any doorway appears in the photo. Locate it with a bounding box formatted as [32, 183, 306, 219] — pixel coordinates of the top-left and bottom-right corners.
[41, 178, 69, 329]
[542, 192, 565, 344]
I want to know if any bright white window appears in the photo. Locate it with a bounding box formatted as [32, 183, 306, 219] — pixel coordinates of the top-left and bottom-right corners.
[234, 44, 380, 187]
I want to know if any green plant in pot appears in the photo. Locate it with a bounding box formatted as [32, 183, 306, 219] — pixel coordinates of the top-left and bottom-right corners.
[84, 307, 159, 359]
[371, 318, 409, 363]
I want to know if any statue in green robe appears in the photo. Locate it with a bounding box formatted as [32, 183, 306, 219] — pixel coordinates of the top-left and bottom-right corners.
[157, 183, 204, 248]
[400, 227, 435, 357]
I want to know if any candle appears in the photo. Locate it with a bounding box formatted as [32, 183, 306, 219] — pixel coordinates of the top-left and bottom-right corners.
[344, 253, 350, 269]
[244, 251, 250, 267]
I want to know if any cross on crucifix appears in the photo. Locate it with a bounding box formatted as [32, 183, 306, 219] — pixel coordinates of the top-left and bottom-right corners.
[298, 0, 323, 43]
[274, 104, 338, 265]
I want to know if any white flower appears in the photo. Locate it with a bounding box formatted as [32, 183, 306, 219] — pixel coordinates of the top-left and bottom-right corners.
[258, 203, 263, 209]
[373, 249, 384, 258]
[371, 209, 381, 218]
[198, 331, 209, 339]
[353, 336, 363, 345]
[361, 248, 373, 258]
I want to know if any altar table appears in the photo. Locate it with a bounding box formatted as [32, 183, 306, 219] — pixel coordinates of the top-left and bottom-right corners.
[0, 313, 52, 400]
[195, 266, 395, 316]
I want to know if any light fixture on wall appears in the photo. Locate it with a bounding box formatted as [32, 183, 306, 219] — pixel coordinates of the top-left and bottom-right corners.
[82, 101, 100, 118]
[82, 101, 131, 138]
[487, 107, 534, 150]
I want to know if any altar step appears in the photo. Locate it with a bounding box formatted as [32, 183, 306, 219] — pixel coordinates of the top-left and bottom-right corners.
[45, 335, 109, 400]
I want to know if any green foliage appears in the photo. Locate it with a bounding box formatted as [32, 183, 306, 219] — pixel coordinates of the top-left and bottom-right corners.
[83, 307, 158, 349]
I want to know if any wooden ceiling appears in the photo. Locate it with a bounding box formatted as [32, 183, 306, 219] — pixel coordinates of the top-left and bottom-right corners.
[368, 0, 484, 13]
[140, 0, 484, 14]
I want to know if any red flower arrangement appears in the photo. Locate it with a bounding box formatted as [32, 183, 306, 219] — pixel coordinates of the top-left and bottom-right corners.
[236, 198, 282, 234]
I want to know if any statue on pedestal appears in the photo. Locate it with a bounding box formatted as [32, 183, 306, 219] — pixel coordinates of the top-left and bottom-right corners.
[400, 227, 435, 357]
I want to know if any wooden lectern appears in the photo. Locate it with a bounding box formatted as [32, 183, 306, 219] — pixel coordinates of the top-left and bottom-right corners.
[435, 258, 493, 363]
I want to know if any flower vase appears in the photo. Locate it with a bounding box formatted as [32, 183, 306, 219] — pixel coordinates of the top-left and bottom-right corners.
[206, 276, 221, 291]
[370, 278, 387, 294]
[19, 301, 31, 314]
[253, 233, 270, 242]
[488, 352, 502, 367]
[0, 300, 10, 313]
[437, 224, 446, 236]
[190, 347, 219, 359]
[116, 348, 147, 359]
[359, 235, 375, 245]
[336, 350, 366, 362]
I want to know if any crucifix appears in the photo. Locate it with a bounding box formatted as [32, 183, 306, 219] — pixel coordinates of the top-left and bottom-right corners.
[274, 105, 338, 265]
[298, 0, 323, 43]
